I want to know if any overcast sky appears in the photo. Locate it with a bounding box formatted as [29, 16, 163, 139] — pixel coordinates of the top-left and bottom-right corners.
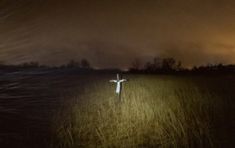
[1, 0, 235, 68]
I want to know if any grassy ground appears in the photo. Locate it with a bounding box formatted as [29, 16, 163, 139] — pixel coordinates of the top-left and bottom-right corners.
[52, 75, 235, 148]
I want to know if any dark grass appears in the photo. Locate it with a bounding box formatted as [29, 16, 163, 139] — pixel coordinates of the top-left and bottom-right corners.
[0, 72, 234, 147]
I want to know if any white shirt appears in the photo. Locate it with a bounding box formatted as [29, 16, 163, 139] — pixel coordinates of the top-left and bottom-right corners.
[110, 79, 127, 94]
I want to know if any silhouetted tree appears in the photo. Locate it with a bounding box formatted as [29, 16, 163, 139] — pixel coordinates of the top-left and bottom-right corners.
[129, 58, 142, 72]
[191, 63, 235, 74]
[21, 61, 39, 68]
[0, 57, 234, 74]
[81, 59, 91, 69]
[134, 57, 183, 73]
[176, 61, 182, 71]
[162, 58, 176, 72]
[144, 61, 155, 72]
[66, 60, 80, 68]
[153, 57, 162, 70]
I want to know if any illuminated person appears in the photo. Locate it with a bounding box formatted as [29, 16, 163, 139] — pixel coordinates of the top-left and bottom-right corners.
[110, 74, 127, 100]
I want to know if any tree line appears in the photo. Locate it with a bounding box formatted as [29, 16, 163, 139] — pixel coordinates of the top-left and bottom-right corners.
[0, 59, 91, 69]
[0, 57, 234, 74]
[129, 57, 235, 74]
[129, 57, 182, 73]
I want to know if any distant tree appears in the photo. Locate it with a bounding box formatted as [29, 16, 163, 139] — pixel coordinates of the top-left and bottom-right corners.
[144, 61, 155, 72]
[21, 61, 39, 68]
[130, 58, 142, 71]
[66, 60, 80, 68]
[153, 57, 162, 69]
[176, 61, 182, 71]
[29, 62, 39, 67]
[81, 59, 91, 69]
[162, 58, 176, 72]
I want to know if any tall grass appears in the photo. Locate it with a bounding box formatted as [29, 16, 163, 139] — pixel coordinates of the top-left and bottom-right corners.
[52, 75, 232, 148]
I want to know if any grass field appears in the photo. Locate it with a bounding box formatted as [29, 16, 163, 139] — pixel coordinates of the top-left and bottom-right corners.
[52, 74, 235, 148]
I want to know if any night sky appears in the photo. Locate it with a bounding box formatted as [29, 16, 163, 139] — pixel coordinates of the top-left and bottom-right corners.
[1, 0, 235, 68]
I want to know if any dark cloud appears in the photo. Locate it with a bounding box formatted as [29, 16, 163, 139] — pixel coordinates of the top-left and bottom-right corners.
[0, 0, 235, 68]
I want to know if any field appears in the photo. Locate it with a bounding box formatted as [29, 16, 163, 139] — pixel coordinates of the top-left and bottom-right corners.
[50, 74, 235, 148]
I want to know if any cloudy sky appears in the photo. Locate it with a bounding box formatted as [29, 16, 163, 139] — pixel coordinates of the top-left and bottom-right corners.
[1, 0, 235, 68]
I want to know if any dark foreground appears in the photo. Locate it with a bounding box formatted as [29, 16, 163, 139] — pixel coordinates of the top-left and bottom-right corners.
[0, 70, 234, 148]
[0, 70, 95, 148]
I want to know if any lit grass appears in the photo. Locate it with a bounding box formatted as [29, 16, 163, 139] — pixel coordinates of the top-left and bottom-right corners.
[52, 75, 232, 148]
